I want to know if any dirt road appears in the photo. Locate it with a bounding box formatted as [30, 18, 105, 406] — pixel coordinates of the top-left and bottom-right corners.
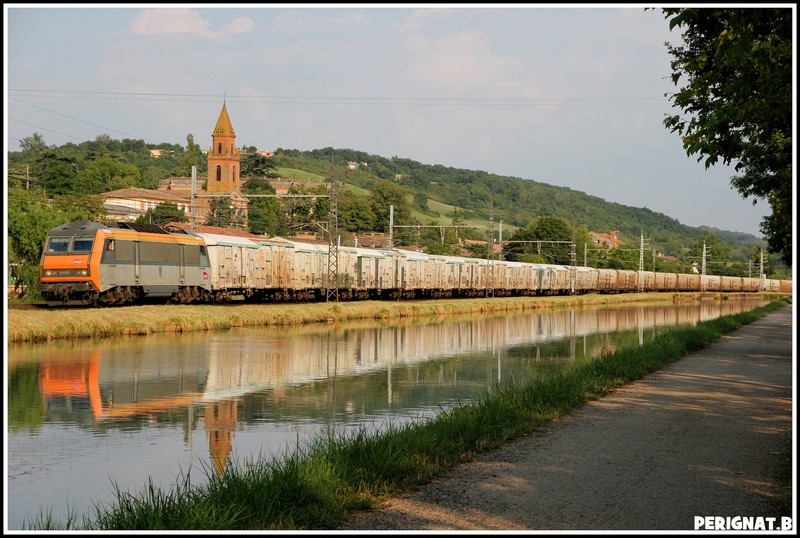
[341, 304, 794, 531]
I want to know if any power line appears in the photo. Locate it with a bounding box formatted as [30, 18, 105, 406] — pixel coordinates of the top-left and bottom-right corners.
[8, 117, 87, 143]
[8, 88, 667, 149]
[10, 97, 143, 139]
[8, 88, 667, 106]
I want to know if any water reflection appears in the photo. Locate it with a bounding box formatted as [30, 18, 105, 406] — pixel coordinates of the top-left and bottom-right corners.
[6, 298, 767, 529]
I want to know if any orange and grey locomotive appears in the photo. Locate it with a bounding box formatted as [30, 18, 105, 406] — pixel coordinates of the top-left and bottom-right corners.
[39, 221, 212, 306]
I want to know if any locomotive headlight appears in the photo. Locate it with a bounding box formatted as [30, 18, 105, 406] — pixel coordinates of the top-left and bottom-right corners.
[43, 268, 90, 277]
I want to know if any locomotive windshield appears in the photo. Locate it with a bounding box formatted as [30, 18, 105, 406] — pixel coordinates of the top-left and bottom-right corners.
[72, 236, 95, 252]
[46, 235, 95, 254]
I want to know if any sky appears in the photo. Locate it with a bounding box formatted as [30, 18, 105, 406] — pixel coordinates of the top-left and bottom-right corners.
[4, 4, 794, 237]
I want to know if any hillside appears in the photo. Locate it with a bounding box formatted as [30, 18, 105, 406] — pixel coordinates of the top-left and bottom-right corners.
[271, 147, 766, 262]
[6, 138, 767, 266]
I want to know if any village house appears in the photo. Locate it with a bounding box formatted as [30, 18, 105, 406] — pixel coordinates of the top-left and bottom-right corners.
[589, 230, 625, 248]
[102, 188, 193, 223]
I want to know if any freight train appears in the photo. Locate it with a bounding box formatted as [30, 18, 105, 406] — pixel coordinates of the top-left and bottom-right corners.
[38, 220, 792, 307]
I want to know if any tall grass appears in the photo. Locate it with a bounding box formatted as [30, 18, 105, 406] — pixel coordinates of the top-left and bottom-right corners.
[9, 293, 763, 344]
[23, 298, 791, 531]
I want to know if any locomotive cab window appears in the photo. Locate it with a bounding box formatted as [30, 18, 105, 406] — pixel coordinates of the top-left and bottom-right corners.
[46, 237, 70, 253]
[72, 236, 95, 253]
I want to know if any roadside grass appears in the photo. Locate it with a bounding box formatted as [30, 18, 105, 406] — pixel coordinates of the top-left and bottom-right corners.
[22, 298, 791, 531]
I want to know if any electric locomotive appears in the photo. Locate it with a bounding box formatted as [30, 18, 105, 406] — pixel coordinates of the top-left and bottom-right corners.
[39, 221, 212, 306]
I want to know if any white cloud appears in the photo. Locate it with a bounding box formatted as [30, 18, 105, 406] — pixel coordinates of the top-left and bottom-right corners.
[406, 30, 507, 90]
[130, 8, 253, 40]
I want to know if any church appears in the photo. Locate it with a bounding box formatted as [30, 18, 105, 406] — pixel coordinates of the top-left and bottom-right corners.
[101, 102, 249, 228]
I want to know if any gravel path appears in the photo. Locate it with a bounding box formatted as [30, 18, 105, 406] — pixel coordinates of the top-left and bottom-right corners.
[340, 304, 794, 531]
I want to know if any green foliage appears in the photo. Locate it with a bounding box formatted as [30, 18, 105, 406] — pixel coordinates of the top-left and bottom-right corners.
[283, 183, 329, 233]
[241, 153, 279, 179]
[205, 197, 238, 228]
[135, 202, 188, 226]
[79, 155, 141, 192]
[19, 132, 48, 155]
[7, 365, 45, 432]
[183, 134, 206, 175]
[369, 179, 413, 232]
[505, 217, 574, 264]
[243, 178, 282, 235]
[338, 193, 376, 234]
[660, 8, 792, 266]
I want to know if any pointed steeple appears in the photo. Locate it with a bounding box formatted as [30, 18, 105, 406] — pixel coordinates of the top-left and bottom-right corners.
[207, 101, 240, 194]
[213, 102, 236, 137]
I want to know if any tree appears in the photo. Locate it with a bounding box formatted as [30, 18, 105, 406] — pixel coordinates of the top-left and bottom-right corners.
[449, 207, 466, 244]
[241, 153, 279, 179]
[660, 8, 792, 266]
[183, 134, 206, 175]
[692, 234, 731, 275]
[136, 202, 188, 226]
[19, 132, 48, 156]
[243, 177, 282, 235]
[338, 193, 376, 234]
[78, 155, 141, 193]
[370, 179, 413, 232]
[205, 196, 237, 228]
[505, 217, 574, 264]
[413, 191, 428, 212]
[37, 152, 81, 195]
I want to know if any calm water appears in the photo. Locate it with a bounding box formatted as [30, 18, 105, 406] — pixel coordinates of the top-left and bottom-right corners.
[5, 298, 768, 530]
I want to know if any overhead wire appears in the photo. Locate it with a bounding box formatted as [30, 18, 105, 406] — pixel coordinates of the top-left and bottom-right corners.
[7, 87, 667, 148]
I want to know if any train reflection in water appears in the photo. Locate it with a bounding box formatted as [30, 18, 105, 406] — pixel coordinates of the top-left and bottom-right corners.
[29, 299, 765, 475]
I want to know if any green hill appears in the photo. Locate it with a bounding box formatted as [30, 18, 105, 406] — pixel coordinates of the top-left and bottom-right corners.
[271, 147, 766, 262]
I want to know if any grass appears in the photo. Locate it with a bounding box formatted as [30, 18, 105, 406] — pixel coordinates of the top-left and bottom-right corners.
[21, 297, 792, 531]
[274, 167, 327, 182]
[10, 292, 779, 345]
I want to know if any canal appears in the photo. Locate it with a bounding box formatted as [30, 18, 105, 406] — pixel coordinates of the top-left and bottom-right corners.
[5, 297, 769, 529]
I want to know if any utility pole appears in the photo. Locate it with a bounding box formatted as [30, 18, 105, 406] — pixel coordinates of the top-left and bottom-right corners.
[486, 212, 495, 298]
[639, 231, 649, 291]
[389, 205, 394, 248]
[326, 156, 339, 302]
[701, 240, 710, 291]
[191, 166, 197, 230]
[570, 233, 577, 294]
[498, 220, 504, 261]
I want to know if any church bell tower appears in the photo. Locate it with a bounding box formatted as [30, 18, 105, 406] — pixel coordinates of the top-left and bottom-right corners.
[207, 102, 240, 193]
